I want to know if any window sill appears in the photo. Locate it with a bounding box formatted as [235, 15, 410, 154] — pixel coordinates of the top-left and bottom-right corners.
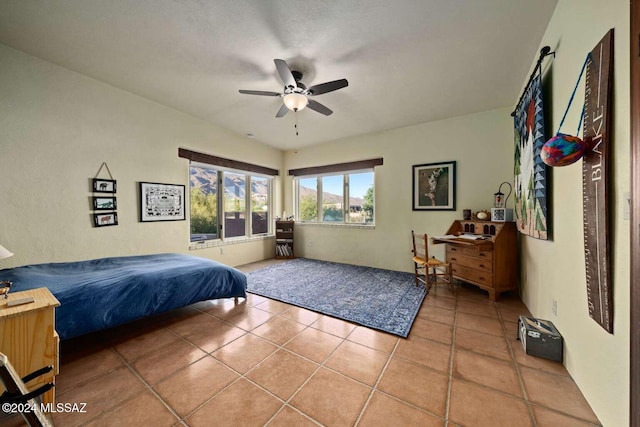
[189, 234, 274, 251]
[296, 222, 375, 230]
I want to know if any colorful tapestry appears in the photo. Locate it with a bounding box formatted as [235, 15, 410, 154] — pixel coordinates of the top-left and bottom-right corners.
[513, 73, 548, 240]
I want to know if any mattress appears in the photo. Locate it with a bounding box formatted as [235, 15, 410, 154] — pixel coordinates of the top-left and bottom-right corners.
[1, 253, 247, 339]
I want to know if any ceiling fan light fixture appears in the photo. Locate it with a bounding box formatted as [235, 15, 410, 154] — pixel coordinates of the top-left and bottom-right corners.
[283, 93, 308, 111]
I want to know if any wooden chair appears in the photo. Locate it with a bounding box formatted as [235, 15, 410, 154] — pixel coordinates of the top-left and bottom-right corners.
[411, 230, 454, 292]
[0, 352, 53, 427]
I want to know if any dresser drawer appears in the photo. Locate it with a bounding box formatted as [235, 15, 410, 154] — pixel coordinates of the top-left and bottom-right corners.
[450, 264, 493, 287]
[447, 252, 493, 273]
[446, 244, 493, 261]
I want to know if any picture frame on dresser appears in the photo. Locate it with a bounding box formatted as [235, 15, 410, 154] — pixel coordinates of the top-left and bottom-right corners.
[412, 161, 456, 211]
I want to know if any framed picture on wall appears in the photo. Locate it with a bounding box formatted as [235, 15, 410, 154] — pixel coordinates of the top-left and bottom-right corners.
[93, 178, 117, 193]
[92, 196, 117, 211]
[412, 161, 456, 210]
[139, 182, 185, 222]
[93, 212, 118, 227]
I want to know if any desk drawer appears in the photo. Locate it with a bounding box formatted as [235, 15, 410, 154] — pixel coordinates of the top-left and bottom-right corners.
[446, 244, 493, 261]
[450, 264, 493, 287]
[447, 253, 492, 273]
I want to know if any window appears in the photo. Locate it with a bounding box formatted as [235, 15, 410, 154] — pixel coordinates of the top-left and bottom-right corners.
[190, 165, 218, 241]
[290, 158, 382, 225]
[189, 164, 272, 242]
[322, 175, 344, 222]
[298, 177, 318, 221]
[348, 171, 374, 223]
[179, 148, 278, 243]
[295, 169, 375, 224]
[251, 176, 269, 235]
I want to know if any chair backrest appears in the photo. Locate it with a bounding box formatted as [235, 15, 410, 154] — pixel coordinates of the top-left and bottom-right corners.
[411, 231, 430, 262]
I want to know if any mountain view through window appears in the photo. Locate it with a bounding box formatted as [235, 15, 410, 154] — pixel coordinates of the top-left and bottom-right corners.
[190, 165, 270, 241]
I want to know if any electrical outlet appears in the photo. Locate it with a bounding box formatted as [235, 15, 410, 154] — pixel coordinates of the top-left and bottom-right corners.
[552, 299, 558, 317]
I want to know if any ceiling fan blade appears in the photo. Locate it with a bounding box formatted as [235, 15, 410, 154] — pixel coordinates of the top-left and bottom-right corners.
[274, 59, 297, 88]
[275, 103, 289, 118]
[307, 79, 348, 96]
[239, 89, 281, 96]
[307, 99, 333, 116]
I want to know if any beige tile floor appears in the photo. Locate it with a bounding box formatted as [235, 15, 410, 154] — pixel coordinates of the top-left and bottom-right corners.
[2, 260, 601, 427]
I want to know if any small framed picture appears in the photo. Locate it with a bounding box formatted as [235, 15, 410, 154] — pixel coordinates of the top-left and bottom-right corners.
[139, 182, 185, 222]
[92, 196, 117, 211]
[412, 161, 456, 210]
[93, 212, 118, 227]
[93, 178, 117, 193]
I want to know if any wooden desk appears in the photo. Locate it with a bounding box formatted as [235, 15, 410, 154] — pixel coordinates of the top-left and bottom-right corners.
[0, 288, 60, 405]
[433, 220, 518, 301]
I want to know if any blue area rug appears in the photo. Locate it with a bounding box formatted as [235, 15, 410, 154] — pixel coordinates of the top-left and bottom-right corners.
[246, 258, 425, 337]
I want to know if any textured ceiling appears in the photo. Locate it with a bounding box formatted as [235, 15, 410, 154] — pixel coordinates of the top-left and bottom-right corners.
[0, 0, 558, 150]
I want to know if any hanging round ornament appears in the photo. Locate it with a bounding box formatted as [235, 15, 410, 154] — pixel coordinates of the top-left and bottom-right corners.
[540, 54, 591, 167]
[540, 133, 587, 167]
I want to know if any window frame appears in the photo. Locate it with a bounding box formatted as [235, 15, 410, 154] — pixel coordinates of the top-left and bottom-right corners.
[189, 161, 274, 243]
[295, 167, 375, 225]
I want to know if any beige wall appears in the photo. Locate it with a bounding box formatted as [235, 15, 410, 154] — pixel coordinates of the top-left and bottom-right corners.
[518, 1, 629, 426]
[0, 43, 283, 268]
[283, 107, 514, 272]
[0, 0, 631, 423]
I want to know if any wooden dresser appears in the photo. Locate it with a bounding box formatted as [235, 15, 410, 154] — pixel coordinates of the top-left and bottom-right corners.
[0, 288, 60, 405]
[433, 220, 518, 301]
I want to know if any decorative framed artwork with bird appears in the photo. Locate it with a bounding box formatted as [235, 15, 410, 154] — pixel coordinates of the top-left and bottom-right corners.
[412, 161, 456, 211]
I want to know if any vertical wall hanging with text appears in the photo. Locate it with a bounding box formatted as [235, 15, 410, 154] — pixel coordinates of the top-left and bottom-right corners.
[582, 29, 614, 333]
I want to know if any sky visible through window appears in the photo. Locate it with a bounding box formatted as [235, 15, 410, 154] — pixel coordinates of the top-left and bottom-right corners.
[319, 172, 372, 197]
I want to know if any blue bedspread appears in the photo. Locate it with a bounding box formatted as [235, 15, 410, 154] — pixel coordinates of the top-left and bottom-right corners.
[1, 253, 246, 340]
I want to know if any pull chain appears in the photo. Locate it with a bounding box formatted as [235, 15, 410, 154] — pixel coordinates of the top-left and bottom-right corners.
[294, 110, 299, 136]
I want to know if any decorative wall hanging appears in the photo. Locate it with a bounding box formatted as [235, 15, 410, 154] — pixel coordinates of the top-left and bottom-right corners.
[412, 161, 456, 211]
[512, 47, 554, 240]
[93, 212, 118, 227]
[92, 178, 117, 193]
[92, 196, 117, 210]
[92, 162, 117, 227]
[582, 29, 614, 333]
[139, 182, 185, 222]
[541, 133, 587, 166]
[540, 53, 591, 167]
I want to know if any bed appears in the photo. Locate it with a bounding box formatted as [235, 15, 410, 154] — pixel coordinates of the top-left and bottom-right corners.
[0, 253, 246, 340]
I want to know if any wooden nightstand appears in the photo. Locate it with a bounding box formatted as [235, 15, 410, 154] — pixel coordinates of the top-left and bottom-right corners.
[0, 288, 60, 405]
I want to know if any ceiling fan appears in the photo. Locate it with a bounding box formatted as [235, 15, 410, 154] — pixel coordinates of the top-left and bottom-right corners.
[239, 59, 348, 117]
